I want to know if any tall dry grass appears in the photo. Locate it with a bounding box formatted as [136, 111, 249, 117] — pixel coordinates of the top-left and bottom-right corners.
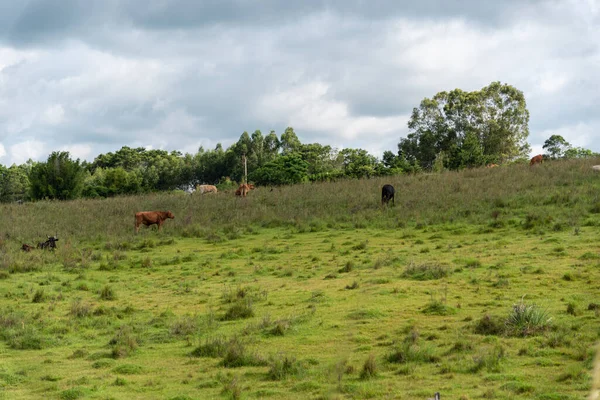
[1, 157, 599, 248]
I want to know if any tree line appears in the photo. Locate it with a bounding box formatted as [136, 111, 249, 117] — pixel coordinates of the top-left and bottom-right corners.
[0, 81, 596, 202]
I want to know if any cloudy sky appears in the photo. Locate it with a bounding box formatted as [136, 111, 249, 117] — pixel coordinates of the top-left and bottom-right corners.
[0, 0, 598, 165]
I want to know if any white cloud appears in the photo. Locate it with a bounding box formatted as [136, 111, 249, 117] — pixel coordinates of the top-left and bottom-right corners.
[41, 104, 65, 125]
[8, 140, 46, 165]
[257, 82, 408, 143]
[0, 1, 598, 165]
[60, 144, 92, 161]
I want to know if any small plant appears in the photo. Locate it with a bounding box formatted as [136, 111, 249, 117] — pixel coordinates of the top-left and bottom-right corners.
[505, 298, 552, 337]
[109, 325, 138, 358]
[113, 364, 143, 374]
[469, 345, 505, 373]
[338, 261, 354, 273]
[402, 262, 449, 280]
[221, 337, 265, 368]
[267, 354, 305, 380]
[345, 281, 359, 290]
[99, 285, 116, 301]
[170, 315, 199, 337]
[190, 336, 227, 358]
[422, 300, 456, 315]
[221, 299, 254, 321]
[69, 299, 91, 318]
[32, 288, 46, 303]
[473, 314, 504, 336]
[221, 374, 242, 400]
[359, 353, 377, 379]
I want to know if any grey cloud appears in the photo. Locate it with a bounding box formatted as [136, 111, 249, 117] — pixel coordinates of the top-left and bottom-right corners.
[0, 0, 598, 166]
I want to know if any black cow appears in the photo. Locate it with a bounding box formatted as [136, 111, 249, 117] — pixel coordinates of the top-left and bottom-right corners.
[381, 184, 395, 206]
[38, 235, 59, 250]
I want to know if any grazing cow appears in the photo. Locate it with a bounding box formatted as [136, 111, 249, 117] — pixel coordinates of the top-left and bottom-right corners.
[235, 184, 252, 197]
[135, 211, 175, 233]
[592, 165, 600, 172]
[21, 243, 34, 252]
[196, 184, 218, 194]
[381, 184, 395, 206]
[530, 154, 543, 166]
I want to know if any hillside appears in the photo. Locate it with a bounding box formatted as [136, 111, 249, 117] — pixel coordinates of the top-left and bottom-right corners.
[0, 158, 599, 399]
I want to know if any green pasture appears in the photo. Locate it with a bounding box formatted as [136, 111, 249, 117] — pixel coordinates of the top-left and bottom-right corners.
[1, 159, 600, 399]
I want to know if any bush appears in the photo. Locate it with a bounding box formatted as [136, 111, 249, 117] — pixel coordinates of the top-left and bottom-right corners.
[221, 337, 265, 368]
[221, 300, 254, 321]
[469, 345, 505, 373]
[505, 299, 552, 337]
[99, 285, 116, 301]
[402, 263, 449, 280]
[32, 288, 46, 303]
[267, 354, 306, 380]
[109, 325, 138, 358]
[359, 354, 377, 380]
[190, 337, 228, 359]
[473, 314, 505, 336]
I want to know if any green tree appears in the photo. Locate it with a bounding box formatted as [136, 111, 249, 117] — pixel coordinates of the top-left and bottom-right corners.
[400, 82, 530, 170]
[563, 147, 597, 159]
[29, 151, 85, 200]
[249, 154, 309, 186]
[340, 148, 377, 178]
[543, 135, 571, 159]
[280, 127, 301, 155]
[0, 164, 29, 202]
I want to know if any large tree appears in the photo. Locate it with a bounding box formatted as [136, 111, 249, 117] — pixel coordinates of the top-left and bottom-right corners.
[543, 135, 571, 159]
[29, 151, 85, 200]
[399, 82, 530, 170]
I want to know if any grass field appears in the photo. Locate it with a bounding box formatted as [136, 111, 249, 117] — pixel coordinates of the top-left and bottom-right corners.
[1, 159, 600, 399]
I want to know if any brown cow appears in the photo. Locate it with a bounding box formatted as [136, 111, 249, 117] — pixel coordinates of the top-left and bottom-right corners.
[21, 243, 34, 252]
[235, 183, 255, 197]
[235, 184, 249, 197]
[196, 184, 218, 194]
[135, 211, 174, 233]
[530, 154, 543, 166]
[486, 164, 499, 168]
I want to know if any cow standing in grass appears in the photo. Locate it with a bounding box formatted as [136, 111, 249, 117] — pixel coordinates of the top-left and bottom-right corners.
[530, 154, 543, 166]
[381, 184, 395, 206]
[235, 184, 252, 197]
[196, 184, 218, 194]
[135, 211, 175, 233]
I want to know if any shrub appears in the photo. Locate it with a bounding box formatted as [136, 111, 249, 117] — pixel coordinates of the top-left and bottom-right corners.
[221, 300, 254, 321]
[402, 262, 449, 280]
[473, 314, 504, 336]
[69, 299, 91, 318]
[505, 299, 552, 337]
[99, 285, 116, 301]
[190, 337, 227, 358]
[338, 261, 354, 273]
[387, 341, 438, 364]
[469, 345, 505, 373]
[32, 288, 46, 303]
[109, 325, 138, 358]
[60, 388, 85, 400]
[267, 354, 306, 380]
[113, 364, 143, 374]
[170, 315, 199, 337]
[359, 354, 377, 380]
[422, 300, 456, 315]
[221, 337, 265, 368]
